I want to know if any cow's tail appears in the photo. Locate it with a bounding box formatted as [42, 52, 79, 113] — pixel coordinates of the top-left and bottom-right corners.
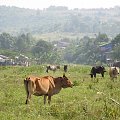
[24, 78, 29, 97]
[24, 77, 34, 104]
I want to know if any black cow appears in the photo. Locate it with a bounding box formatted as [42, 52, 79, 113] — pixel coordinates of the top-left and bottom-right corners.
[64, 65, 68, 72]
[90, 66, 106, 78]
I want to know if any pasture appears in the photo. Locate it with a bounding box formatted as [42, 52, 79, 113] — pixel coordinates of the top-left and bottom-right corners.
[0, 65, 120, 120]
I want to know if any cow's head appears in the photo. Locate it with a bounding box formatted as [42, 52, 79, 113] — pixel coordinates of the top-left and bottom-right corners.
[61, 73, 73, 88]
[115, 67, 119, 75]
[101, 66, 106, 72]
[112, 67, 119, 77]
[25, 77, 30, 80]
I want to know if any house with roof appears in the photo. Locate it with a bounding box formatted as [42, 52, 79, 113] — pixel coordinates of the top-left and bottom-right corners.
[99, 42, 113, 63]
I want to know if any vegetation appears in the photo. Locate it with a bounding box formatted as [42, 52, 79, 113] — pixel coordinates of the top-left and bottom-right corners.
[0, 5, 120, 120]
[1, 32, 120, 65]
[0, 6, 120, 64]
[0, 6, 120, 36]
[0, 65, 120, 120]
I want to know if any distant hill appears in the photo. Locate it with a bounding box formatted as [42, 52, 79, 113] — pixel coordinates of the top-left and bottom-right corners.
[0, 5, 120, 37]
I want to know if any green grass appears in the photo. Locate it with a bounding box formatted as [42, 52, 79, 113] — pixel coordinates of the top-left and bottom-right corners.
[0, 65, 120, 120]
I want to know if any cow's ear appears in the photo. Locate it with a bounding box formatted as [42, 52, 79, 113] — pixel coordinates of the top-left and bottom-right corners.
[26, 77, 30, 80]
[63, 73, 65, 77]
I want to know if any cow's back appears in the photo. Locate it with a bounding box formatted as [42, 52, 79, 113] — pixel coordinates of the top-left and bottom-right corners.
[95, 66, 105, 73]
[34, 76, 55, 95]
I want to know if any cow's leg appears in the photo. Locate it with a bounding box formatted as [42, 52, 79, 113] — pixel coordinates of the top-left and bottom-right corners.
[25, 80, 34, 104]
[94, 73, 96, 78]
[44, 95, 47, 104]
[112, 78, 114, 82]
[53, 69, 56, 73]
[25, 95, 28, 104]
[46, 69, 48, 73]
[48, 96, 51, 105]
[24, 79, 31, 104]
[90, 74, 93, 78]
[25, 92, 31, 104]
[101, 73, 104, 77]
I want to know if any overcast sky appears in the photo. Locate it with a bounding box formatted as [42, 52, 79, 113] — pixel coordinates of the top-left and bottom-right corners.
[0, 0, 120, 10]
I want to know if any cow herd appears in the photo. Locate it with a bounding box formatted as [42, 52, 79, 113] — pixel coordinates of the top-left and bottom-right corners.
[24, 65, 119, 105]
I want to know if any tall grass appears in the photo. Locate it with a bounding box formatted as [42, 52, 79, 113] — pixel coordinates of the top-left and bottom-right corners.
[0, 65, 120, 120]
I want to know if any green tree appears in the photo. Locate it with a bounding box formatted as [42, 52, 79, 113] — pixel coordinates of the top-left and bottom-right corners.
[112, 46, 120, 60]
[32, 40, 53, 64]
[32, 40, 53, 56]
[64, 36, 102, 65]
[111, 33, 120, 47]
[0, 32, 15, 49]
[96, 33, 109, 43]
[74, 39, 100, 64]
[32, 40, 62, 64]
[111, 33, 120, 60]
[15, 33, 33, 52]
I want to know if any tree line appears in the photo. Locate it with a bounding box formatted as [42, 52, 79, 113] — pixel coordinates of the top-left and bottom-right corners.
[0, 32, 120, 65]
[0, 32, 62, 64]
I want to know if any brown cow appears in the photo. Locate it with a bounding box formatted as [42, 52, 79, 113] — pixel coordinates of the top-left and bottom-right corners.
[109, 67, 119, 80]
[24, 74, 73, 104]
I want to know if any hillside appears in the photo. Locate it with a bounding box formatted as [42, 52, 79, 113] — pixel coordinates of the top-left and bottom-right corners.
[0, 5, 120, 38]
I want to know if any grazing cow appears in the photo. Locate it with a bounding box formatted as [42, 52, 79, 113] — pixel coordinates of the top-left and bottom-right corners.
[46, 65, 60, 73]
[90, 66, 106, 78]
[24, 74, 73, 104]
[64, 65, 68, 72]
[109, 67, 119, 80]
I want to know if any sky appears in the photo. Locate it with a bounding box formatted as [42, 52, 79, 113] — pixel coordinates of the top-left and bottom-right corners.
[0, 0, 120, 10]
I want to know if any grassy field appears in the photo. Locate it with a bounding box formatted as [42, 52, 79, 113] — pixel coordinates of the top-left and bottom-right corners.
[0, 65, 120, 120]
